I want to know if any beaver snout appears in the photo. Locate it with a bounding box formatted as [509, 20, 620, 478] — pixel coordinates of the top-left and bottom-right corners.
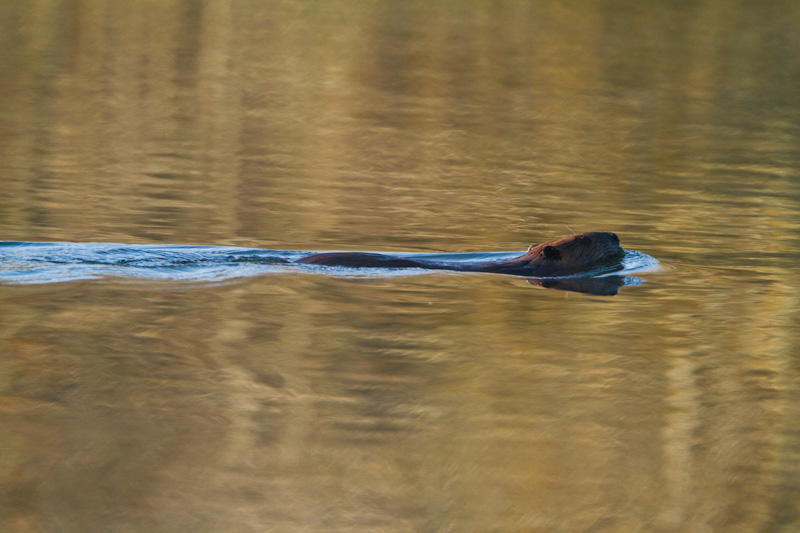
[583, 231, 621, 246]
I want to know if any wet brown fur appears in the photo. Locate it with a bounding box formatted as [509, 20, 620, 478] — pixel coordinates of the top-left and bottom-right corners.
[296, 232, 625, 278]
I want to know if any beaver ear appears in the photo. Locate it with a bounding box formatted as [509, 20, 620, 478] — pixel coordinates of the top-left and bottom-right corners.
[542, 245, 562, 260]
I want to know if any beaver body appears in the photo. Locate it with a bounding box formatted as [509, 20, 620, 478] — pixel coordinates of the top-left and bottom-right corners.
[296, 232, 624, 278]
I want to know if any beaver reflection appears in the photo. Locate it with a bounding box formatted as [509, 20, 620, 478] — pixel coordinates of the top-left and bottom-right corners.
[528, 276, 627, 296]
[297, 232, 626, 293]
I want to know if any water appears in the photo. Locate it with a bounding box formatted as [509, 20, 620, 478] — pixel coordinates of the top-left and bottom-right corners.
[1, 1, 800, 532]
[0, 241, 657, 293]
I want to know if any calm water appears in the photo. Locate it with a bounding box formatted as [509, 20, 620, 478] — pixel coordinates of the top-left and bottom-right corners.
[2, 1, 800, 532]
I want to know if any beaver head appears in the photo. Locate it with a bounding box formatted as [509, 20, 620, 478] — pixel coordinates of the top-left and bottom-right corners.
[488, 232, 624, 277]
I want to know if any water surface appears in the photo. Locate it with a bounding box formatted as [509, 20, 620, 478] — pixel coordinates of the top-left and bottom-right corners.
[0, 240, 657, 293]
[1, 1, 799, 532]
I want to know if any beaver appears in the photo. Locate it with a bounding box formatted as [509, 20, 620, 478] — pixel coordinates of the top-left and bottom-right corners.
[296, 232, 625, 278]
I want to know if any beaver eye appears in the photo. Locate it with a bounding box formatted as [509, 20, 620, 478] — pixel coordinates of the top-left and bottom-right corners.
[580, 236, 593, 245]
[541, 245, 562, 260]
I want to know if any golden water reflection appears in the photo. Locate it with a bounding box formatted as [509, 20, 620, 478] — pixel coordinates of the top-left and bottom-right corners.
[2, 1, 800, 531]
[2, 271, 798, 531]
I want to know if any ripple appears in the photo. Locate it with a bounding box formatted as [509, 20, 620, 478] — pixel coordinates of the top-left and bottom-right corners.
[0, 242, 658, 286]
